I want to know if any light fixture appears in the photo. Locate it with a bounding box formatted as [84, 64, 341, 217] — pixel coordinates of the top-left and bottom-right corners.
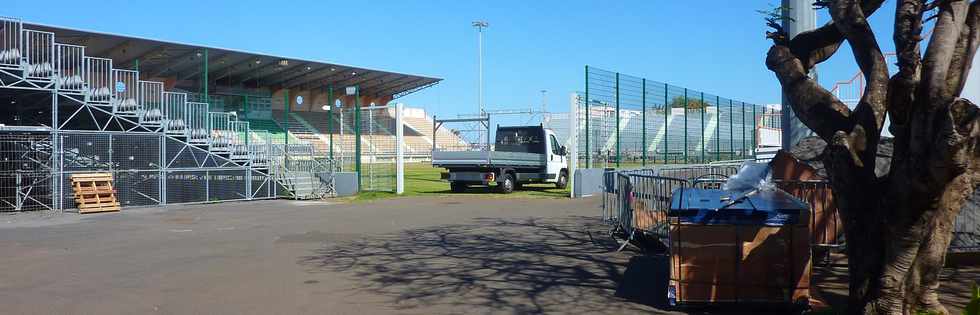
[255, 59, 262, 64]
[278, 59, 289, 66]
[196, 52, 203, 57]
[306, 66, 312, 71]
[351, 71, 357, 76]
[321, 105, 329, 111]
[330, 67, 336, 71]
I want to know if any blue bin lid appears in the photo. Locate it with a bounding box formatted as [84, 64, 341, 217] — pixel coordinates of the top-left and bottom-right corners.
[668, 188, 809, 226]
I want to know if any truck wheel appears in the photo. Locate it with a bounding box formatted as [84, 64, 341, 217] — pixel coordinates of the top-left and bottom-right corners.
[450, 182, 467, 193]
[555, 171, 568, 189]
[496, 174, 515, 194]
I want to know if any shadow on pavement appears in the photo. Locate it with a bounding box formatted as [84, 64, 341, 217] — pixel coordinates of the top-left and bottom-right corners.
[297, 216, 668, 314]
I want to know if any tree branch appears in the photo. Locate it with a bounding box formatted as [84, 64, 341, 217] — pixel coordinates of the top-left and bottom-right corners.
[783, 0, 887, 69]
[830, 0, 892, 131]
[946, 1, 980, 97]
[888, 0, 927, 130]
[921, 0, 971, 106]
[766, 45, 854, 141]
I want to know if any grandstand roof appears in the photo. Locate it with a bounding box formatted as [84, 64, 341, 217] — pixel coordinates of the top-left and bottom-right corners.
[25, 21, 441, 99]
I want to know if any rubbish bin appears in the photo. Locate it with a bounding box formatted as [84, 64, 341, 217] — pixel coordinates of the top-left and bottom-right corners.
[666, 187, 811, 308]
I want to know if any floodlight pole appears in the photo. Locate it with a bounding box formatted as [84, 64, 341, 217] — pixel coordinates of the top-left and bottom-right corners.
[540, 89, 547, 123]
[473, 21, 488, 116]
[780, 0, 817, 150]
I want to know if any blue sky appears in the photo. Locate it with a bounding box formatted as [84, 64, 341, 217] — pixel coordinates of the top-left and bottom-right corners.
[8, 0, 904, 116]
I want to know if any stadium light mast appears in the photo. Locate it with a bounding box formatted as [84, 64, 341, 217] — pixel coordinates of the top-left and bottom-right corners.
[780, 0, 817, 150]
[473, 20, 488, 116]
[540, 89, 548, 123]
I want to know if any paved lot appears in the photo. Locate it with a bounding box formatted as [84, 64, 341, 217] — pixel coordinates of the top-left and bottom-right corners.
[1, 196, 976, 314]
[0, 196, 674, 314]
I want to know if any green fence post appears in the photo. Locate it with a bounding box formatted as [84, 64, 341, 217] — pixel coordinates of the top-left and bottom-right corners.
[203, 49, 209, 111]
[354, 87, 362, 191]
[729, 99, 734, 160]
[749, 104, 765, 155]
[284, 89, 289, 167]
[243, 95, 248, 120]
[327, 86, 334, 160]
[584, 65, 590, 168]
[741, 102, 747, 158]
[683, 88, 688, 164]
[664, 83, 668, 164]
[700, 92, 705, 163]
[716, 95, 721, 161]
[615, 72, 620, 168]
[641, 78, 646, 167]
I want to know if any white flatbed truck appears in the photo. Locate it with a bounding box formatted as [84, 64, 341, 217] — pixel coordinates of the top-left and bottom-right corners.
[432, 125, 569, 193]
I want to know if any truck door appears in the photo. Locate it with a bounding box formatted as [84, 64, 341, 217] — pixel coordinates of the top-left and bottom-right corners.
[546, 131, 564, 182]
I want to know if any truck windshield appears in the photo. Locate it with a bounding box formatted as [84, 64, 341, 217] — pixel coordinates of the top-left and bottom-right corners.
[495, 127, 544, 154]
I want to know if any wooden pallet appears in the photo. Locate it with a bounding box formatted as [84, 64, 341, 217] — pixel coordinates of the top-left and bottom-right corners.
[71, 173, 120, 214]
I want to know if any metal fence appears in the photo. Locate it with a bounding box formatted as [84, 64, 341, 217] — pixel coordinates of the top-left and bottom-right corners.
[566, 66, 779, 169]
[0, 133, 53, 212]
[602, 164, 979, 255]
[3, 131, 280, 212]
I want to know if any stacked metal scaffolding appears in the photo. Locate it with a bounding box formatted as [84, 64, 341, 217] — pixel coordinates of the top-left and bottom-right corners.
[0, 16, 333, 212]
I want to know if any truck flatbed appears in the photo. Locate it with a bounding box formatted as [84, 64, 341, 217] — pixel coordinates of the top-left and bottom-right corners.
[432, 150, 545, 168]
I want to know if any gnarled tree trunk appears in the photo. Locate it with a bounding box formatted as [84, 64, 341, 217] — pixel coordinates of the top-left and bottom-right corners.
[764, 1, 980, 314]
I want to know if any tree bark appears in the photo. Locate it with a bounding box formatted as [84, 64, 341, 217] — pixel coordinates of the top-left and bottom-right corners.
[765, 1, 980, 314]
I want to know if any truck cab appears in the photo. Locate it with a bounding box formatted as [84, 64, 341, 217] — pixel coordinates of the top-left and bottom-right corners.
[432, 125, 569, 193]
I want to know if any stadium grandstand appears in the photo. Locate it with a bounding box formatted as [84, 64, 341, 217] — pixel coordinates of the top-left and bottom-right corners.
[0, 16, 463, 211]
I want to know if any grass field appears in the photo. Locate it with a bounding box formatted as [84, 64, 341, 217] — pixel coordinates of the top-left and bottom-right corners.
[352, 163, 570, 202]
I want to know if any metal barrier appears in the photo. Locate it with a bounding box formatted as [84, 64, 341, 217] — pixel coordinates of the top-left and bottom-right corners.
[112, 69, 139, 115]
[602, 164, 849, 254]
[0, 17, 22, 67]
[163, 92, 188, 135]
[138, 80, 164, 126]
[208, 112, 233, 153]
[603, 168, 687, 243]
[185, 102, 209, 144]
[21, 29, 54, 80]
[54, 43, 84, 92]
[84, 57, 112, 103]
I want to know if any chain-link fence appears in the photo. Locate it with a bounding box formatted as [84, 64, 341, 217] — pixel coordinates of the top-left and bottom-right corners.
[290, 102, 401, 193]
[566, 66, 778, 169]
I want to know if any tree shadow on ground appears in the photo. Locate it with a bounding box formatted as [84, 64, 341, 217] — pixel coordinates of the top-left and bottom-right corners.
[297, 216, 673, 314]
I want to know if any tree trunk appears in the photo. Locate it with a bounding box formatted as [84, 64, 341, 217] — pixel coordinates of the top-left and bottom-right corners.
[764, 1, 980, 312]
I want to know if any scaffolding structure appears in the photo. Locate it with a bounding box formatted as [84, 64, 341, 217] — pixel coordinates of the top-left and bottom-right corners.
[0, 17, 335, 212]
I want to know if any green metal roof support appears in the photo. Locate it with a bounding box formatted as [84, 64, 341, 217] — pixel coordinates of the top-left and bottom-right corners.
[327, 86, 334, 160]
[203, 49, 209, 112]
[283, 89, 290, 169]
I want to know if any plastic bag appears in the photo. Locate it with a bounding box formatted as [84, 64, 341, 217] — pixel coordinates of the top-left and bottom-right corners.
[723, 161, 774, 192]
